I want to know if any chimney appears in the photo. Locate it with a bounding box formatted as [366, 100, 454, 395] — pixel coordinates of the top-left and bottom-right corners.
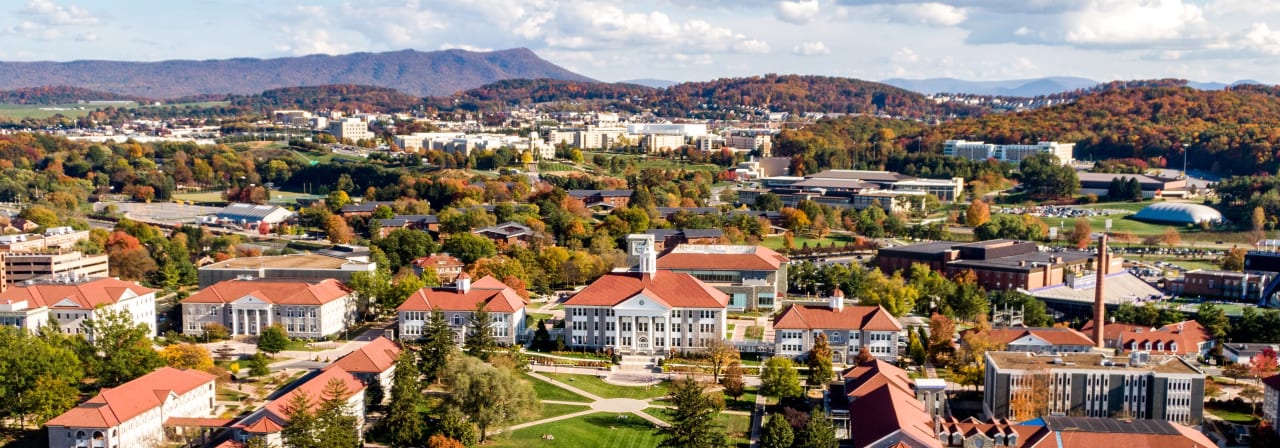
[626, 234, 657, 276]
[831, 288, 845, 311]
[1093, 234, 1108, 349]
[456, 272, 471, 293]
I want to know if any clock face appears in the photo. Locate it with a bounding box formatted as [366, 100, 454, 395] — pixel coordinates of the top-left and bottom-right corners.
[632, 240, 650, 254]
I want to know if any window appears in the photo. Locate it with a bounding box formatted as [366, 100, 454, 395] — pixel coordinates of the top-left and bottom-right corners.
[655, 322, 665, 332]
[758, 294, 775, 307]
[607, 322, 616, 332]
[453, 316, 463, 326]
[606, 336, 615, 346]
[700, 323, 713, 333]
[621, 322, 632, 332]
[701, 310, 715, 319]
[673, 323, 682, 333]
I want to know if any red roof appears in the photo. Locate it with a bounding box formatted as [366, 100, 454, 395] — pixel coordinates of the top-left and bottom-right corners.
[183, 279, 352, 305]
[773, 304, 902, 331]
[842, 360, 937, 448]
[412, 254, 463, 269]
[46, 368, 216, 428]
[239, 367, 365, 434]
[327, 337, 400, 374]
[971, 327, 1095, 347]
[939, 417, 1049, 448]
[657, 245, 788, 271]
[397, 275, 525, 313]
[0, 277, 155, 310]
[564, 271, 729, 308]
[1083, 320, 1212, 355]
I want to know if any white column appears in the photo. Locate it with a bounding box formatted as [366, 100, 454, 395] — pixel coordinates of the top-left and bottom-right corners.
[233, 308, 240, 335]
[630, 316, 637, 353]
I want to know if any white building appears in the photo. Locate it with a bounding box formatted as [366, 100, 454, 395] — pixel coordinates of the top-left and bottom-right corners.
[327, 117, 374, 142]
[396, 274, 527, 345]
[235, 366, 366, 446]
[771, 290, 902, 363]
[943, 139, 1074, 165]
[642, 134, 687, 153]
[563, 234, 729, 354]
[627, 123, 708, 138]
[45, 367, 217, 448]
[203, 203, 295, 229]
[328, 337, 400, 405]
[180, 278, 357, 339]
[0, 277, 157, 338]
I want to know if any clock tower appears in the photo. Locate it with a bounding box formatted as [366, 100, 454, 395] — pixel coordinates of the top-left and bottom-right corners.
[626, 234, 657, 275]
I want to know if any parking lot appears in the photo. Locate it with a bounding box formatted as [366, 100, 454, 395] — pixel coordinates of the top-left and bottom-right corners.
[95, 201, 221, 225]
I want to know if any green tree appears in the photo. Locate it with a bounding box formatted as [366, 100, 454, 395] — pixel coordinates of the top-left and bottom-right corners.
[760, 413, 795, 448]
[421, 310, 456, 384]
[257, 324, 290, 356]
[907, 330, 927, 365]
[1018, 153, 1078, 199]
[442, 232, 497, 264]
[248, 352, 271, 377]
[1196, 302, 1231, 359]
[281, 390, 320, 448]
[761, 356, 803, 399]
[806, 333, 834, 386]
[442, 356, 539, 442]
[0, 327, 83, 427]
[315, 377, 360, 448]
[657, 377, 728, 448]
[385, 349, 424, 447]
[464, 303, 497, 361]
[81, 307, 164, 387]
[795, 408, 837, 448]
[374, 229, 440, 271]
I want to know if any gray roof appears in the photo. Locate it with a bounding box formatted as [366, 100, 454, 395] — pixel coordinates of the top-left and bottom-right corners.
[339, 201, 394, 213]
[1132, 202, 1223, 225]
[1041, 416, 1182, 436]
[214, 203, 293, 221]
[475, 221, 533, 237]
[806, 170, 913, 183]
[568, 189, 633, 198]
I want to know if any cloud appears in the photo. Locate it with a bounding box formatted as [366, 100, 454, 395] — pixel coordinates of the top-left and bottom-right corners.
[793, 40, 831, 56]
[777, 0, 821, 25]
[440, 42, 494, 52]
[21, 0, 99, 26]
[882, 2, 967, 26]
[890, 47, 919, 64]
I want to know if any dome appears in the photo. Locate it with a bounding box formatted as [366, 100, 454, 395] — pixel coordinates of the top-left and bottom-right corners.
[1131, 202, 1224, 225]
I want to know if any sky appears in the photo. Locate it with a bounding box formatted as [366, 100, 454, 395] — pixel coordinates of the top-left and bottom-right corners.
[4, 0, 1280, 84]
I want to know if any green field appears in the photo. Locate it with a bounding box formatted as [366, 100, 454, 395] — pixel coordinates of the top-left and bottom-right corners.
[1206, 405, 1259, 424]
[761, 232, 857, 251]
[173, 189, 322, 205]
[524, 402, 592, 422]
[644, 408, 751, 446]
[538, 161, 580, 172]
[0, 101, 231, 120]
[542, 373, 670, 400]
[489, 413, 664, 448]
[525, 373, 594, 403]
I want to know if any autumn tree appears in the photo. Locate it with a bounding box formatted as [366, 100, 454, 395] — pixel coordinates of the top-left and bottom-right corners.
[705, 338, 740, 382]
[1159, 227, 1181, 247]
[722, 361, 746, 399]
[965, 199, 990, 227]
[1251, 348, 1278, 381]
[806, 333, 834, 386]
[1221, 246, 1248, 271]
[1008, 369, 1051, 420]
[160, 343, 214, 371]
[1071, 219, 1092, 250]
[761, 356, 803, 399]
[324, 215, 354, 244]
[927, 313, 957, 365]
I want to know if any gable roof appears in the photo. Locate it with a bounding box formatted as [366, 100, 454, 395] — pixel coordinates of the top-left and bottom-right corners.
[0, 277, 155, 310]
[564, 271, 729, 308]
[657, 244, 788, 271]
[973, 327, 1095, 347]
[841, 360, 940, 448]
[328, 337, 401, 374]
[1082, 320, 1212, 355]
[239, 367, 365, 434]
[773, 304, 902, 331]
[474, 221, 533, 238]
[412, 253, 463, 269]
[46, 368, 216, 429]
[397, 275, 526, 313]
[182, 278, 351, 306]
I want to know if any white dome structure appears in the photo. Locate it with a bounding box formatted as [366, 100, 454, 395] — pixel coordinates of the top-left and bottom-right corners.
[1132, 202, 1224, 225]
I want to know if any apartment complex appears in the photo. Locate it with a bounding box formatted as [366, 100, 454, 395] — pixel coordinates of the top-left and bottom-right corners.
[772, 290, 902, 363]
[944, 139, 1075, 165]
[411, 253, 465, 282]
[0, 277, 157, 337]
[45, 368, 216, 448]
[984, 351, 1205, 425]
[180, 278, 357, 339]
[328, 117, 373, 142]
[563, 234, 729, 354]
[396, 274, 527, 345]
[0, 227, 89, 252]
[197, 253, 377, 287]
[655, 243, 788, 311]
[878, 239, 1119, 291]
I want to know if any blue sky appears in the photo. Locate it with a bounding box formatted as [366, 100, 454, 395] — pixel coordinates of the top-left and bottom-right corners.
[5, 0, 1280, 84]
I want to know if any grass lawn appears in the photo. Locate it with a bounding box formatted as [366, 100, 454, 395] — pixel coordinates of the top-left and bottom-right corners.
[744, 326, 764, 341]
[725, 323, 736, 339]
[524, 373, 594, 403]
[217, 387, 249, 401]
[644, 408, 752, 447]
[726, 387, 759, 412]
[543, 373, 670, 400]
[489, 412, 664, 448]
[761, 232, 857, 251]
[527, 312, 556, 328]
[1206, 405, 1260, 424]
[524, 402, 592, 422]
[538, 161, 579, 172]
[173, 189, 321, 206]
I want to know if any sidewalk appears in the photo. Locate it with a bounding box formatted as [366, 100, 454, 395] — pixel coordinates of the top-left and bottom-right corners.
[526, 371, 604, 401]
[748, 391, 766, 447]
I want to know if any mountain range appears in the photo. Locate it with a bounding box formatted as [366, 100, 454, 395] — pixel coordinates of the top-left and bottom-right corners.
[0, 48, 592, 98]
[882, 76, 1267, 97]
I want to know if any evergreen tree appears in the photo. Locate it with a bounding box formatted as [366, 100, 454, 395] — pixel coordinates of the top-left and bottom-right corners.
[464, 303, 496, 361]
[421, 309, 455, 384]
[281, 390, 320, 448]
[385, 350, 425, 447]
[760, 413, 795, 448]
[532, 319, 552, 352]
[315, 378, 360, 448]
[795, 408, 837, 448]
[1125, 177, 1142, 200]
[907, 331, 927, 365]
[657, 377, 728, 448]
[806, 333, 834, 386]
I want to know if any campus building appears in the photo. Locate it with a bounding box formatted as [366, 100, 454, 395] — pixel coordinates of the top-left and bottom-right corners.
[395, 274, 528, 345]
[1080, 320, 1214, 357]
[327, 337, 400, 405]
[1077, 173, 1188, 199]
[410, 253, 465, 282]
[180, 278, 357, 339]
[45, 368, 217, 448]
[655, 243, 788, 311]
[197, 253, 377, 288]
[964, 326, 1096, 355]
[235, 367, 366, 446]
[944, 140, 1075, 165]
[0, 227, 90, 252]
[563, 234, 729, 354]
[984, 351, 1205, 426]
[0, 277, 157, 338]
[772, 290, 902, 363]
[202, 203, 295, 229]
[4, 251, 109, 284]
[878, 239, 1120, 291]
[567, 189, 632, 210]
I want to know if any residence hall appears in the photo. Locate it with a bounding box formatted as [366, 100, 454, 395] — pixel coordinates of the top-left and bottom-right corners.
[772, 289, 902, 363]
[396, 273, 527, 345]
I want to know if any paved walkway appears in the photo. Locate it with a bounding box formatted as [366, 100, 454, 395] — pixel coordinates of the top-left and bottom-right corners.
[749, 392, 767, 447]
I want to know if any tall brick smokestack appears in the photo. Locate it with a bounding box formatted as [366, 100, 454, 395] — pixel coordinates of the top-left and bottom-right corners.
[1093, 234, 1108, 349]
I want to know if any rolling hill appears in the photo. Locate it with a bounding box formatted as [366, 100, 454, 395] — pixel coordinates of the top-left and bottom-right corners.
[0, 48, 593, 98]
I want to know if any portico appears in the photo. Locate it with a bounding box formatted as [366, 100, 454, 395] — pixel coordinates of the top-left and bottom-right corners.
[229, 297, 273, 336]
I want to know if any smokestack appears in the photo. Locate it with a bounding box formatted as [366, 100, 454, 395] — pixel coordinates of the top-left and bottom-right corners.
[1093, 234, 1108, 349]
